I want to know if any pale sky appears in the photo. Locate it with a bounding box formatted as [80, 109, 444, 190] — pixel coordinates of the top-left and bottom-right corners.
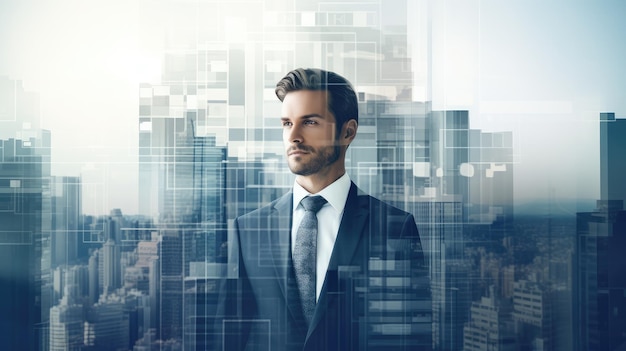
[431, 0, 626, 207]
[1, 0, 625, 215]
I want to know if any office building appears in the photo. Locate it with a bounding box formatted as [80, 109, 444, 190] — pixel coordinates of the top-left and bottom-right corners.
[84, 295, 129, 351]
[101, 212, 125, 295]
[600, 113, 626, 203]
[88, 250, 100, 305]
[512, 280, 553, 350]
[0, 133, 51, 351]
[463, 287, 515, 351]
[576, 200, 626, 351]
[50, 176, 82, 268]
[575, 113, 626, 351]
[1, 76, 54, 350]
[49, 303, 84, 351]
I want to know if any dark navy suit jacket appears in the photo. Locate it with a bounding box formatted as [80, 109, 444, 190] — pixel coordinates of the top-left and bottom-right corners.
[216, 182, 431, 350]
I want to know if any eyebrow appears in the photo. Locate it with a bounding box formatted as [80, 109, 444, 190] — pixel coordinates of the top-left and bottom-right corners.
[281, 114, 324, 120]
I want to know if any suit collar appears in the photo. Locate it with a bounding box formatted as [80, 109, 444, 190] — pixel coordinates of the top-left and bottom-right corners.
[273, 190, 292, 214]
[292, 173, 351, 214]
[325, 183, 370, 270]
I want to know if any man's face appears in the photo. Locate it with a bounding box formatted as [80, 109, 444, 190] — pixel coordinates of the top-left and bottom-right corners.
[281, 90, 342, 177]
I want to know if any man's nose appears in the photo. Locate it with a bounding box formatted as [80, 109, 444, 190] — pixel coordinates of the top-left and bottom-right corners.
[288, 125, 303, 144]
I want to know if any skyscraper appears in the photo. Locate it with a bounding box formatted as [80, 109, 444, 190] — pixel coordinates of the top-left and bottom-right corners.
[600, 112, 626, 203]
[102, 237, 121, 295]
[575, 113, 626, 351]
[0, 76, 53, 350]
[88, 249, 100, 306]
[512, 280, 553, 350]
[49, 303, 83, 351]
[0, 135, 51, 351]
[49, 265, 88, 351]
[51, 176, 82, 268]
[463, 287, 515, 351]
[84, 295, 129, 351]
[102, 211, 124, 295]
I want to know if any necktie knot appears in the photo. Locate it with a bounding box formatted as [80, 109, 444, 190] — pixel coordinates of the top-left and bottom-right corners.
[300, 195, 327, 213]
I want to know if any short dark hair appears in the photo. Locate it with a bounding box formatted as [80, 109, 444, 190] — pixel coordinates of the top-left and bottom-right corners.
[275, 68, 359, 131]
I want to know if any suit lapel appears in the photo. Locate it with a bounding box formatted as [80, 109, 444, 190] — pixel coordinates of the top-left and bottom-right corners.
[268, 192, 310, 335]
[268, 192, 293, 302]
[305, 183, 370, 342]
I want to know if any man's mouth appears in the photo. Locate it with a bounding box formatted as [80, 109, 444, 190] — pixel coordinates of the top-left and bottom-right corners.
[288, 147, 311, 156]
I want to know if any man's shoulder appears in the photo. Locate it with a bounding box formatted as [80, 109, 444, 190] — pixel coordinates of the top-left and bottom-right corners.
[237, 203, 275, 222]
[354, 188, 413, 218]
[236, 192, 290, 221]
[354, 190, 422, 255]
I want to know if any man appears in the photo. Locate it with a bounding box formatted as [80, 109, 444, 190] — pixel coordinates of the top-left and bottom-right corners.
[216, 68, 431, 350]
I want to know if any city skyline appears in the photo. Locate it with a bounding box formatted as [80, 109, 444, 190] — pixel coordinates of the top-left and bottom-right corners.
[2, 0, 625, 214]
[2, 1, 626, 349]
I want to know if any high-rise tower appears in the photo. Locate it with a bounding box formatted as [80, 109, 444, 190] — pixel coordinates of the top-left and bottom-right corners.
[0, 77, 51, 351]
[575, 113, 626, 351]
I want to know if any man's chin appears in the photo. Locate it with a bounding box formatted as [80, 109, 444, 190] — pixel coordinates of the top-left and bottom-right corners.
[287, 160, 318, 176]
[288, 164, 311, 176]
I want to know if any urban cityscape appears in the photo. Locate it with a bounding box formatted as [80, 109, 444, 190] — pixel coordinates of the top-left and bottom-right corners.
[1, 0, 625, 350]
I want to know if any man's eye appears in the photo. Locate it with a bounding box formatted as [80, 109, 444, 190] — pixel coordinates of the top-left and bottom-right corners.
[282, 121, 292, 127]
[304, 120, 317, 125]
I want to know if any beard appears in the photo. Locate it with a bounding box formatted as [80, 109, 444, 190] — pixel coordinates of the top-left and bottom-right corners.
[286, 143, 341, 176]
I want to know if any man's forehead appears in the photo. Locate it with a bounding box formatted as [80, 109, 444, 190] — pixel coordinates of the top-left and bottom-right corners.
[282, 90, 329, 111]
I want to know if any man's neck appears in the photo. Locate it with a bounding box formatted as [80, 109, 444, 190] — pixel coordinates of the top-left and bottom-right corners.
[296, 170, 345, 194]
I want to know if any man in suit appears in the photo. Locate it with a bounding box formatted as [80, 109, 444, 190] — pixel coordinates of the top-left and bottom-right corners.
[216, 68, 431, 350]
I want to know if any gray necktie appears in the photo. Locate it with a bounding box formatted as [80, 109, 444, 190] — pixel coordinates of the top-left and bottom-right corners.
[293, 195, 327, 325]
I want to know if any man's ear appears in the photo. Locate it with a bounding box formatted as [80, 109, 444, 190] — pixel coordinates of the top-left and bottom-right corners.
[343, 119, 358, 142]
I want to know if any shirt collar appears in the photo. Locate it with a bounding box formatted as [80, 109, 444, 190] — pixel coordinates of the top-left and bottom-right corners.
[292, 173, 351, 213]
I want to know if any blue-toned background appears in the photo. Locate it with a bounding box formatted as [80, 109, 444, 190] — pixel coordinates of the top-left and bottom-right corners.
[1, 0, 625, 350]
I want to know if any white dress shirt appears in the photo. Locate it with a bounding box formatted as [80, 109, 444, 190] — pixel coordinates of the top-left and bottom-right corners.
[291, 173, 351, 301]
